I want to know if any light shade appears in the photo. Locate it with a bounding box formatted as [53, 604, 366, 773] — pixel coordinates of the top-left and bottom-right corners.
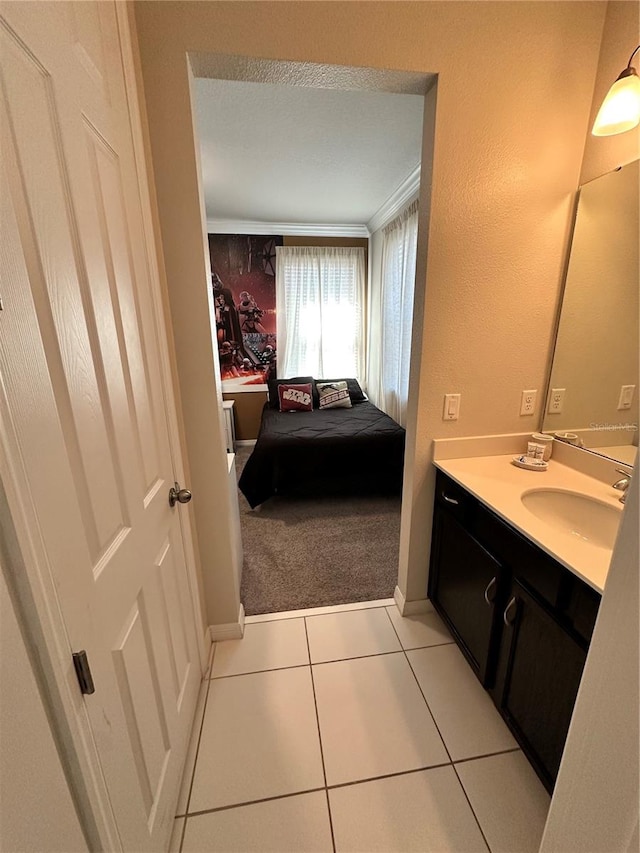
[592, 67, 640, 136]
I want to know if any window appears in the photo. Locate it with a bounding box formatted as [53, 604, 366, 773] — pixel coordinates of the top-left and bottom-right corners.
[275, 246, 365, 379]
[367, 200, 418, 426]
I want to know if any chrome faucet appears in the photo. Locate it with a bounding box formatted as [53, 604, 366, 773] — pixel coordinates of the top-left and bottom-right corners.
[612, 467, 633, 503]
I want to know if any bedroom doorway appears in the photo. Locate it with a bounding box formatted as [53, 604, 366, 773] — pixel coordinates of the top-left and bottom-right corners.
[189, 55, 436, 615]
[233, 444, 402, 614]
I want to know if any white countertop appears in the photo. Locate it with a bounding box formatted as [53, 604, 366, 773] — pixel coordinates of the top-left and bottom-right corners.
[434, 454, 624, 593]
[591, 444, 637, 466]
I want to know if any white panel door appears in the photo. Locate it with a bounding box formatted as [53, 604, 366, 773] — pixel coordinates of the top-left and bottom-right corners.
[0, 3, 203, 849]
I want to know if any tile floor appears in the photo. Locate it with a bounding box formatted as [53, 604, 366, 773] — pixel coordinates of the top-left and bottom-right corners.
[170, 600, 550, 853]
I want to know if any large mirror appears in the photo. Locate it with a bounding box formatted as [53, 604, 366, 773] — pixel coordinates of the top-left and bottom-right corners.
[543, 159, 639, 466]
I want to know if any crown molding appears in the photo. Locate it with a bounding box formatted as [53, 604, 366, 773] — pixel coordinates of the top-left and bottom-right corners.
[366, 164, 421, 234]
[205, 166, 422, 239]
[206, 219, 370, 238]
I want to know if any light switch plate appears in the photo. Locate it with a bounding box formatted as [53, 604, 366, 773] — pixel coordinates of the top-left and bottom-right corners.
[443, 393, 460, 421]
[618, 384, 636, 411]
[548, 388, 565, 414]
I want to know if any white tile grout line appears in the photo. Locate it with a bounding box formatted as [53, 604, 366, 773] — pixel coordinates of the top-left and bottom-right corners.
[452, 747, 521, 766]
[178, 749, 524, 821]
[177, 642, 217, 852]
[450, 759, 492, 851]
[210, 662, 311, 680]
[179, 617, 523, 844]
[309, 639, 455, 667]
[382, 606, 493, 853]
[183, 786, 328, 819]
[208, 641, 456, 681]
[176, 643, 216, 816]
[303, 616, 337, 853]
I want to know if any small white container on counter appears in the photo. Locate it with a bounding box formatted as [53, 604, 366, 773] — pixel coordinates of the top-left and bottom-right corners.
[512, 455, 549, 471]
[554, 431, 581, 447]
[531, 432, 554, 461]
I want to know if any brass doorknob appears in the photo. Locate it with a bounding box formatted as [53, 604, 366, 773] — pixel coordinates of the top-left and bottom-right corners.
[169, 483, 192, 507]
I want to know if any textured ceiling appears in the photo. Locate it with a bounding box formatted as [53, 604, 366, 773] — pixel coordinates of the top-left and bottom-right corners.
[193, 77, 425, 226]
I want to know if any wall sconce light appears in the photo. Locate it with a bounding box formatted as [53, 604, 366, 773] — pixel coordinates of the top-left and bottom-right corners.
[592, 45, 640, 136]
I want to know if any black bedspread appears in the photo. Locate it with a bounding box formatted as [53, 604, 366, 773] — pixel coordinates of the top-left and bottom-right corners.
[238, 401, 405, 508]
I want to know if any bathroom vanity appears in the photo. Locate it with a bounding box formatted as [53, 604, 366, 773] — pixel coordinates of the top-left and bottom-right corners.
[427, 457, 618, 793]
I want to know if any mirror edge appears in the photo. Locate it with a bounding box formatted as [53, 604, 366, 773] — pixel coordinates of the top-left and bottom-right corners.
[541, 161, 638, 468]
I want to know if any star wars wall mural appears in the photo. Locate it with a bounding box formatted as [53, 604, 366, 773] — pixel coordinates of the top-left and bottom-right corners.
[208, 234, 282, 391]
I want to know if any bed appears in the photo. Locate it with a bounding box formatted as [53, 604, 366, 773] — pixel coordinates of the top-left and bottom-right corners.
[238, 379, 405, 508]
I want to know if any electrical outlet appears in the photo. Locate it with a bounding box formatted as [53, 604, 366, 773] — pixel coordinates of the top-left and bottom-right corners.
[443, 393, 460, 421]
[520, 389, 537, 416]
[548, 388, 565, 414]
[618, 384, 636, 411]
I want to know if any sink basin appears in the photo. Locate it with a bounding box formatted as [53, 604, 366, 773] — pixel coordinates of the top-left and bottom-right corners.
[521, 489, 622, 550]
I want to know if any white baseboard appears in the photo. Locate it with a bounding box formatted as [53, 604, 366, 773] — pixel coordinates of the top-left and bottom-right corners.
[202, 627, 214, 674]
[394, 585, 432, 616]
[204, 635, 215, 677]
[210, 603, 245, 641]
[235, 439, 257, 447]
[246, 597, 395, 624]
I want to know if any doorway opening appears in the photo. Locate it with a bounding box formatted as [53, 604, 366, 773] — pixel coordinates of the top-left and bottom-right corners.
[189, 54, 436, 615]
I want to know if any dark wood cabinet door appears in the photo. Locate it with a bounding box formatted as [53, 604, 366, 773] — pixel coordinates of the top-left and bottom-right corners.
[495, 579, 587, 792]
[430, 507, 502, 684]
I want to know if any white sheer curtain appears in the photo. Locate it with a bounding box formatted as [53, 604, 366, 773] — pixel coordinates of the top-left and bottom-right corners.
[276, 246, 365, 379]
[367, 200, 418, 426]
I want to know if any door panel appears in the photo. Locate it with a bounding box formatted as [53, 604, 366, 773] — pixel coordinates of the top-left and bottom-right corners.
[157, 536, 192, 706]
[1, 22, 128, 560]
[495, 580, 586, 790]
[69, 1, 108, 94]
[86, 124, 163, 496]
[430, 508, 502, 684]
[0, 3, 202, 849]
[113, 599, 172, 813]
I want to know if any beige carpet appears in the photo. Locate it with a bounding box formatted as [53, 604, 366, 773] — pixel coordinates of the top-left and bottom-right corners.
[235, 447, 401, 615]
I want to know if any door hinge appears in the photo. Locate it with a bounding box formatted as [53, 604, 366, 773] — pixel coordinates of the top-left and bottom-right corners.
[72, 650, 95, 695]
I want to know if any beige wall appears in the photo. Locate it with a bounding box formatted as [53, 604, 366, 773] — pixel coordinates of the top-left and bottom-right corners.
[223, 391, 267, 441]
[130, 9, 241, 627]
[127, 5, 210, 638]
[133, 0, 607, 606]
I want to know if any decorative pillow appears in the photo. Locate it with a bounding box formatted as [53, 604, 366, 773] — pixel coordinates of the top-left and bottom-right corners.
[278, 383, 314, 412]
[316, 378, 366, 404]
[268, 376, 318, 409]
[317, 381, 352, 410]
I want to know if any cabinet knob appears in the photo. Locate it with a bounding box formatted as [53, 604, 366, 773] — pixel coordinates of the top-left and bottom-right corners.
[503, 596, 518, 627]
[484, 577, 497, 606]
[442, 492, 460, 506]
